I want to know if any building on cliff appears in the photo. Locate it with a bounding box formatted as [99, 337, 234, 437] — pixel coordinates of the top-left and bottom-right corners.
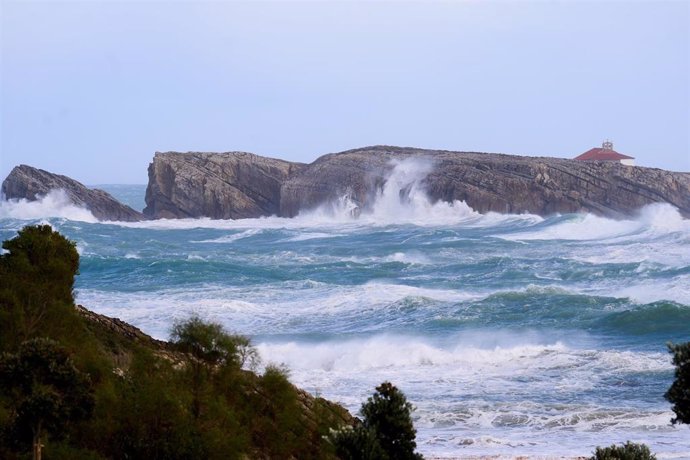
[574, 141, 635, 165]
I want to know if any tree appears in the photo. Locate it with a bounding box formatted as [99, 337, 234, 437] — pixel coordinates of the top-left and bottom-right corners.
[331, 381, 423, 460]
[170, 315, 256, 419]
[665, 341, 690, 425]
[0, 225, 79, 349]
[590, 441, 656, 460]
[0, 338, 94, 460]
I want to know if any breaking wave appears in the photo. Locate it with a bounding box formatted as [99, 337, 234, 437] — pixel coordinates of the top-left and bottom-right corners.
[499, 202, 689, 242]
[299, 158, 520, 227]
[0, 189, 97, 222]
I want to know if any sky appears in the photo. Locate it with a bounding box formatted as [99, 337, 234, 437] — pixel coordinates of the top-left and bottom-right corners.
[1, 0, 689, 184]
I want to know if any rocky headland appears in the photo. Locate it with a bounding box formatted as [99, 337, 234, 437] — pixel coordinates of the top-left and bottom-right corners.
[146, 146, 690, 219]
[2, 164, 145, 221]
[4, 146, 690, 220]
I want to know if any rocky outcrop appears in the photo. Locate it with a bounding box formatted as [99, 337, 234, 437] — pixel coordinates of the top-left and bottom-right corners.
[280, 146, 690, 218]
[135, 146, 690, 220]
[2, 165, 145, 221]
[144, 151, 305, 219]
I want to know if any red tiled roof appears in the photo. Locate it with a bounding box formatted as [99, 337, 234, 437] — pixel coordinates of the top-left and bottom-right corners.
[574, 148, 634, 161]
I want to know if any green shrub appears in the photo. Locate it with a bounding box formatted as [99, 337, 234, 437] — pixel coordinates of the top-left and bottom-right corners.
[0, 338, 94, 457]
[591, 441, 656, 460]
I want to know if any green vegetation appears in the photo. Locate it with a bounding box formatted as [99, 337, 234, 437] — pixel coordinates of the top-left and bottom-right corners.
[331, 381, 423, 460]
[0, 338, 94, 459]
[665, 341, 690, 425]
[0, 225, 80, 351]
[0, 225, 350, 459]
[590, 441, 657, 460]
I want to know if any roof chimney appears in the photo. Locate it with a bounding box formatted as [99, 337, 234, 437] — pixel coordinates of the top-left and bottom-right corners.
[602, 140, 613, 150]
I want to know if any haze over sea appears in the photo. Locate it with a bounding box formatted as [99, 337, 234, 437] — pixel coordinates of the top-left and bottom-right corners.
[1, 163, 689, 458]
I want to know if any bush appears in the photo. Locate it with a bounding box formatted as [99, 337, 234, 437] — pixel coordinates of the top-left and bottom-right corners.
[331, 381, 423, 460]
[591, 441, 656, 460]
[0, 338, 94, 457]
[665, 341, 690, 425]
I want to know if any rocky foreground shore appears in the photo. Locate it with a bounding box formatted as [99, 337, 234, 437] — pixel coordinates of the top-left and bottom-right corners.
[3, 146, 689, 221]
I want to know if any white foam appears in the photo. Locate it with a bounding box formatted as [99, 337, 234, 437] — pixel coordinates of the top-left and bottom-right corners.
[299, 158, 489, 227]
[76, 280, 479, 339]
[192, 228, 264, 243]
[254, 334, 679, 457]
[609, 275, 690, 305]
[256, 336, 573, 373]
[280, 231, 343, 242]
[383, 251, 433, 265]
[500, 203, 689, 242]
[0, 189, 97, 222]
[256, 334, 669, 377]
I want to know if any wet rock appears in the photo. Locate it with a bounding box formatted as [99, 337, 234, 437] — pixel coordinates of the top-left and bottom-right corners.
[2, 164, 145, 221]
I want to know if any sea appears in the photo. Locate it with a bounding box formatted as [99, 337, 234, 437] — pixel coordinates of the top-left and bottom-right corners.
[1, 162, 689, 459]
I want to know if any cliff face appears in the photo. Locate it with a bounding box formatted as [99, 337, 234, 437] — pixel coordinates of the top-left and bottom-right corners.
[280, 146, 690, 218]
[1, 165, 145, 221]
[14, 146, 686, 222]
[143, 151, 305, 219]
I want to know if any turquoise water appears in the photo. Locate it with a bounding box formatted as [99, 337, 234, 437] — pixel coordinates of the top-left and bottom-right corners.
[1, 177, 689, 458]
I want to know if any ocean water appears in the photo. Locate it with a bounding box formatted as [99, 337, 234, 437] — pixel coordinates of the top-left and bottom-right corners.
[1, 163, 689, 458]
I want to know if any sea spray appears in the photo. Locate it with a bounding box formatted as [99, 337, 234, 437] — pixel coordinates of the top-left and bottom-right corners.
[0, 189, 97, 222]
[297, 158, 480, 226]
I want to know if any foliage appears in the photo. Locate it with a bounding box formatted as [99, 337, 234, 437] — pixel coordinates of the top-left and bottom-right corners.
[665, 341, 690, 425]
[331, 381, 423, 460]
[170, 314, 256, 369]
[0, 225, 80, 350]
[590, 441, 656, 460]
[249, 364, 304, 457]
[332, 425, 385, 460]
[170, 314, 257, 420]
[0, 338, 94, 454]
[0, 226, 346, 459]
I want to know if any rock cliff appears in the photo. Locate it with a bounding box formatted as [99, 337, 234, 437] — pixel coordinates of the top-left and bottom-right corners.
[143, 151, 305, 219]
[9, 146, 687, 222]
[280, 146, 690, 218]
[2, 165, 145, 221]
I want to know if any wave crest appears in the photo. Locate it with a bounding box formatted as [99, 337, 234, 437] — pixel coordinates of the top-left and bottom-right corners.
[0, 189, 97, 222]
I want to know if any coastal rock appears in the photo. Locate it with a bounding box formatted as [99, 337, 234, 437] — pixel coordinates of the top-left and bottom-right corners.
[280, 146, 690, 218]
[143, 151, 305, 219]
[1, 164, 145, 221]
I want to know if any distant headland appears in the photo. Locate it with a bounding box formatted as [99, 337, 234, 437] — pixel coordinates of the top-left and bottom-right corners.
[3, 145, 689, 221]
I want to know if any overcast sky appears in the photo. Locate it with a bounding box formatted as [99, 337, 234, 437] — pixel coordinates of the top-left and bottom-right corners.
[1, 0, 688, 184]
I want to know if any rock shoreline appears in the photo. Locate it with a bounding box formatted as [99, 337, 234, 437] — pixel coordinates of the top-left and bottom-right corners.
[3, 146, 689, 221]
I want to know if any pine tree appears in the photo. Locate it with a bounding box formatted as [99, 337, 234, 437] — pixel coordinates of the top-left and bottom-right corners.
[331, 381, 423, 460]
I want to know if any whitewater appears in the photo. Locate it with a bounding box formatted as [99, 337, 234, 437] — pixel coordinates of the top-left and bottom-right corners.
[1, 162, 689, 458]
